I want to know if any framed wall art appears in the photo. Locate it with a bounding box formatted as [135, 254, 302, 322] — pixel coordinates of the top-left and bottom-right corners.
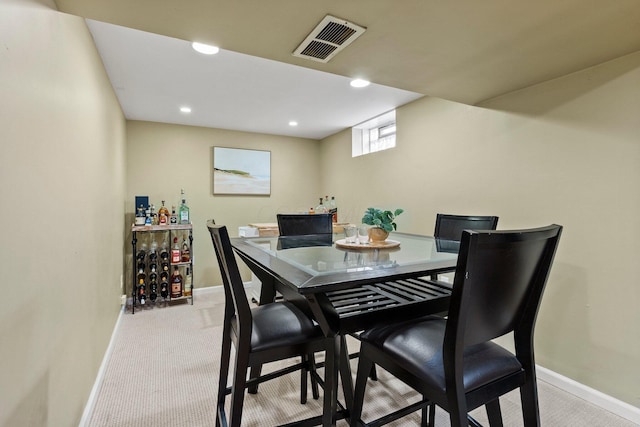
[212, 147, 271, 196]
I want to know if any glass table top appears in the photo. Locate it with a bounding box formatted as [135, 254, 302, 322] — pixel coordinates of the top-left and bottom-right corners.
[239, 232, 459, 278]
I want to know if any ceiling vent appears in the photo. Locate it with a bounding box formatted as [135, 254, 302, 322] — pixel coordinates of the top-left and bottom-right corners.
[292, 15, 366, 63]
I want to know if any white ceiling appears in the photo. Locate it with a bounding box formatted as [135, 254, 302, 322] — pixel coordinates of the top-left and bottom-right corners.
[86, 20, 422, 140]
[57, 0, 640, 140]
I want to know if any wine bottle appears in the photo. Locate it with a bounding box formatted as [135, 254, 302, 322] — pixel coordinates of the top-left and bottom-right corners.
[160, 246, 169, 262]
[171, 266, 183, 298]
[149, 278, 158, 302]
[137, 266, 146, 282]
[160, 277, 169, 298]
[137, 278, 147, 305]
[149, 263, 158, 283]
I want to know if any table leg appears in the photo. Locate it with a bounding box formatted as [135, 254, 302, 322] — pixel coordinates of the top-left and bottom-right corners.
[322, 335, 340, 427]
[339, 334, 354, 414]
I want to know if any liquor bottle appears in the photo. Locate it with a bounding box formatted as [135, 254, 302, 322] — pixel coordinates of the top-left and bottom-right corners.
[315, 197, 327, 213]
[135, 205, 146, 225]
[171, 266, 183, 298]
[183, 267, 192, 297]
[150, 204, 158, 225]
[137, 278, 146, 305]
[170, 206, 178, 224]
[171, 236, 181, 263]
[145, 205, 152, 225]
[181, 234, 191, 262]
[158, 200, 169, 225]
[329, 196, 337, 223]
[179, 189, 190, 224]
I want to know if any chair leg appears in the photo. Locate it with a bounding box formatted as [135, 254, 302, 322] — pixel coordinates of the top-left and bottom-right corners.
[428, 403, 436, 427]
[309, 352, 320, 400]
[216, 331, 233, 427]
[300, 355, 308, 404]
[448, 400, 469, 427]
[247, 363, 262, 394]
[350, 348, 374, 427]
[486, 399, 503, 427]
[520, 377, 541, 427]
[369, 363, 378, 381]
[420, 398, 428, 427]
[228, 351, 250, 427]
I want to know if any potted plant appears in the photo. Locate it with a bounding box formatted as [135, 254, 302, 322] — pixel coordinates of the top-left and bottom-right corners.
[362, 207, 404, 242]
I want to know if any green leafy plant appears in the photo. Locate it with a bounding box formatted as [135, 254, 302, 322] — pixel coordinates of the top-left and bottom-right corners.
[362, 207, 405, 232]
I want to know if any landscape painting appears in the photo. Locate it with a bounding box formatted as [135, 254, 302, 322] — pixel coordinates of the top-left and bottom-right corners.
[213, 147, 271, 195]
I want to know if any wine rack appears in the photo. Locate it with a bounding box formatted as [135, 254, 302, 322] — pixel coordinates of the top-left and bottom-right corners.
[130, 223, 193, 314]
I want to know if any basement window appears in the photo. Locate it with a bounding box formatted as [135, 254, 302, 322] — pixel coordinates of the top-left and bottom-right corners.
[352, 110, 396, 157]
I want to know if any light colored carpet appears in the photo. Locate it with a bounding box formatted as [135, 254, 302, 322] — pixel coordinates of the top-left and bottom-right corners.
[86, 288, 637, 426]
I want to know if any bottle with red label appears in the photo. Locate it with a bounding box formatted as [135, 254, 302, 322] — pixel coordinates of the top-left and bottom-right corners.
[171, 236, 181, 263]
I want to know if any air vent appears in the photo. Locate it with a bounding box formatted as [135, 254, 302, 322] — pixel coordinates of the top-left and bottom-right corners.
[293, 15, 366, 63]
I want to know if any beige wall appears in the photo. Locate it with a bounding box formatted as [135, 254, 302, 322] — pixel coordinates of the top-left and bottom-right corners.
[320, 52, 640, 407]
[2, 0, 638, 421]
[0, 1, 127, 426]
[125, 121, 321, 289]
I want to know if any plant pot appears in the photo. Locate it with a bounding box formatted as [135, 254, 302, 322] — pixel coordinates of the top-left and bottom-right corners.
[368, 227, 389, 243]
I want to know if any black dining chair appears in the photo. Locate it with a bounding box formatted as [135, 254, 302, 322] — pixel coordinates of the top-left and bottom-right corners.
[350, 224, 563, 427]
[207, 222, 326, 427]
[430, 214, 499, 282]
[277, 213, 333, 236]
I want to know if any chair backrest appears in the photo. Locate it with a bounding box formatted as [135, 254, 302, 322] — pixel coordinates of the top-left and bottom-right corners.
[277, 213, 333, 236]
[445, 225, 562, 356]
[207, 222, 252, 334]
[434, 214, 499, 241]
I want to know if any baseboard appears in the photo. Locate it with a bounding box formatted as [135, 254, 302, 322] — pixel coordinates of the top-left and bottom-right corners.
[78, 305, 125, 427]
[537, 365, 640, 424]
[193, 285, 224, 295]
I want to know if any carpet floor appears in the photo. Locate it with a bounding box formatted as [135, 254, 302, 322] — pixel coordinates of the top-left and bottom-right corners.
[86, 288, 637, 426]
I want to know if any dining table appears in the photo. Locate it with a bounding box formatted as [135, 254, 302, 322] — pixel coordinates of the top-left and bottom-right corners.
[230, 231, 459, 427]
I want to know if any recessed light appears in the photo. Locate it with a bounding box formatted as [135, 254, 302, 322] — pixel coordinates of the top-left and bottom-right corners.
[180, 106, 192, 113]
[191, 42, 219, 55]
[289, 121, 298, 127]
[350, 78, 370, 88]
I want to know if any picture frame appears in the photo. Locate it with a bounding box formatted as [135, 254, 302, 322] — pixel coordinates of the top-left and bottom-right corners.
[212, 147, 271, 196]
